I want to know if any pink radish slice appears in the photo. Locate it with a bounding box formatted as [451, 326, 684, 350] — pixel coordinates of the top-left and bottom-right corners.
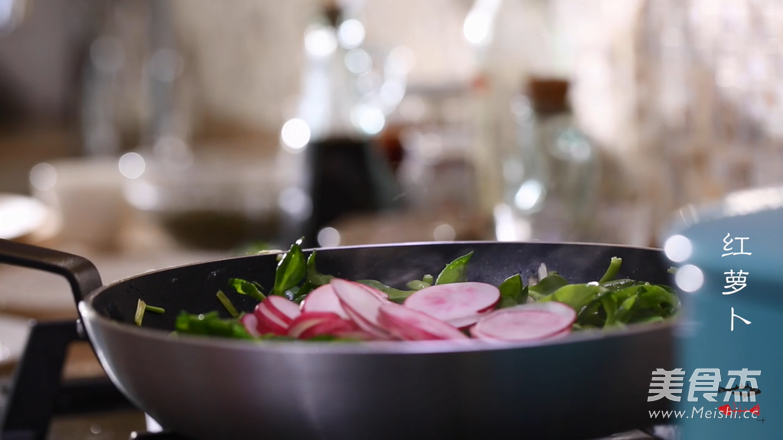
[472, 302, 576, 342]
[299, 318, 358, 339]
[343, 305, 395, 340]
[240, 314, 262, 337]
[446, 311, 491, 330]
[265, 296, 301, 324]
[476, 302, 499, 314]
[470, 324, 571, 342]
[287, 312, 340, 338]
[359, 284, 389, 300]
[403, 282, 500, 323]
[331, 279, 387, 329]
[301, 285, 350, 320]
[378, 302, 468, 341]
[254, 303, 289, 335]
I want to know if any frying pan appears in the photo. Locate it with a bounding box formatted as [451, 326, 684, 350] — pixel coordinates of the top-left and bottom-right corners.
[0, 240, 675, 440]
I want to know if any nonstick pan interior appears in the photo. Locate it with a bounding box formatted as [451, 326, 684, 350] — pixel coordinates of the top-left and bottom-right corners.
[90, 241, 671, 333]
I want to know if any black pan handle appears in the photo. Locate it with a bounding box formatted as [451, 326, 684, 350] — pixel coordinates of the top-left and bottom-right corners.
[0, 239, 103, 307]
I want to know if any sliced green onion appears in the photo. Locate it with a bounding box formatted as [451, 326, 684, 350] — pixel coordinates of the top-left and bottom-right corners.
[134, 299, 146, 326]
[216, 290, 239, 318]
[599, 257, 623, 284]
[145, 304, 165, 314]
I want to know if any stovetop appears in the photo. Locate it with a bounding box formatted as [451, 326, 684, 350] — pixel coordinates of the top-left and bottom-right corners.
[0, 320, 678, 440]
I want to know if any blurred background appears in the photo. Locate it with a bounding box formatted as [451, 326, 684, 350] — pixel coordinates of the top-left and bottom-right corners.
[2, 0, 783, 434]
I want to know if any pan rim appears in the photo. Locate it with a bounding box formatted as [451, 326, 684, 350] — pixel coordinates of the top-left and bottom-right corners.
[80, 240, 674, 355]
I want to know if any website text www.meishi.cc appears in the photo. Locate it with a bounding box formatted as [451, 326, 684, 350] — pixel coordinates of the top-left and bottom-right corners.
[650, 407, 759, 420]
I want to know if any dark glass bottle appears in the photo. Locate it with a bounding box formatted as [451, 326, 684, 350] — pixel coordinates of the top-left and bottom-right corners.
[281, 4, 402, 248]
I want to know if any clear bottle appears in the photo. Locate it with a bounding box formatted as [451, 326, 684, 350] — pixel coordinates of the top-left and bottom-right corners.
[464, 0, 575, 236]
[277, 3, 402, 248]
[501, 77, 599, 241]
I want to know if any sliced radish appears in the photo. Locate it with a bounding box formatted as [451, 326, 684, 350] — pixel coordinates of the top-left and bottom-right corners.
[378, 302, 468, 341]
[403, 282, 500, 323]
[330, 278, 394, 340]
[254, 303, 288, 335]
[265, 296, 301, 324]
[343, 306, 395, 340]
[300, 285, 349, 320]
[359, 284, 389, 300]
[240, 313, 262, 337]
[287, 312, 340, 338]
[299, 318, 358, 339]
[472, 302, 576, 342]
[446, 311, 491, 330]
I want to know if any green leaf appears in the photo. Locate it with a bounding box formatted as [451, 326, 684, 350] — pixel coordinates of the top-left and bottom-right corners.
[600, 278, 637, 291]
[422, 274, 434, 285]
[498, 274, 526, 308]
[273, 238, 306, 296]
[356, 280, 415, 302]
[284, 286, 300, 302]
[599, 257, 622, 284]
[600, 294, 618, 326]
[435, 251, 473, 285]
[540, 284, 600, 312]
[306, 250, 334, 286]
[497, 297, 518, 309]
[229, 278, 266, 301]
[174, 311, 253, 340]
[406, 280, 431, 290]
[636, 285, 680, 318]
[615, 293, 639, 324]
[632, 315, 664, 324]
[528, 274, 569, 296]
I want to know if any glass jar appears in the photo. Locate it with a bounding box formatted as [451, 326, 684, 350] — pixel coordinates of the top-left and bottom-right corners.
[496, 77, 599, 242]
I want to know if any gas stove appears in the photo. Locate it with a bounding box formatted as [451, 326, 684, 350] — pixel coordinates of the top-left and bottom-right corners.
[0, 319, 679, 440]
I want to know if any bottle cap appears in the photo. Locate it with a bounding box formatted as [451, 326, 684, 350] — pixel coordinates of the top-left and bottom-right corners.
[525, 77, 570, 115]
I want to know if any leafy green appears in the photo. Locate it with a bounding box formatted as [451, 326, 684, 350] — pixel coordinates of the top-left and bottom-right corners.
[229, 278, 266, 301]
[216, 290, 240, 318]
[288, 250, 336, 303]
[356, 280, 415, 302]
[174, 311, 253, 340]
[600, 278, 637, 291]
[406, 280, 431, 290]
[435, 251, 473, 285]
[498, 274, 527, 309]
[599, 294, 618, 326]
[273, 237, 306, 296]
[528, 274, 568, 296]
[306, 250, 334, 286]
[422, 274, 434, 285]
[540, 283, 601, 312]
